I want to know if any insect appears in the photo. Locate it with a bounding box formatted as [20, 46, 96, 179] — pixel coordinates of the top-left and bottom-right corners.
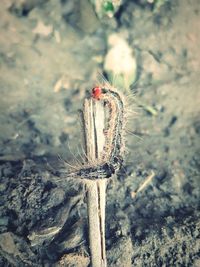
[64, 85, 125, 180]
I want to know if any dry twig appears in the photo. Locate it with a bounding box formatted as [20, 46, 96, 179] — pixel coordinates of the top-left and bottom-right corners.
[82, 98, 107, 267]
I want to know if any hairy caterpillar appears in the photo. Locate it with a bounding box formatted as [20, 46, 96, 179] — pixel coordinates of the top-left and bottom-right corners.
[64, 85, 126, 180]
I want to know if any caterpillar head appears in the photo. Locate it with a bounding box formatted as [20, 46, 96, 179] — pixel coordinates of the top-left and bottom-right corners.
[92, 87, 102, 100]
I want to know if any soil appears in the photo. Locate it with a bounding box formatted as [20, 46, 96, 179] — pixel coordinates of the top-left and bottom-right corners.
[0, 0, 200, 266]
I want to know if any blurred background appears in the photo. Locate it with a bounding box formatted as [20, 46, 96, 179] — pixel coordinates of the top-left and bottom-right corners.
[0, 0, 199, 266]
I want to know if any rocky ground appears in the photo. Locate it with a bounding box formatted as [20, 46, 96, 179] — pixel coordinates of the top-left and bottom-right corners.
[0, 0, 200, 266]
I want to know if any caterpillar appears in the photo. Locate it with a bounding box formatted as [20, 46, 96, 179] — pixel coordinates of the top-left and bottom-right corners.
[63, 85, 125, 180]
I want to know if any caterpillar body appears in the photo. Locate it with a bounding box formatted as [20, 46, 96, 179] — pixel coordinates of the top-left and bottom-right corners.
[65, 86, 126, 180]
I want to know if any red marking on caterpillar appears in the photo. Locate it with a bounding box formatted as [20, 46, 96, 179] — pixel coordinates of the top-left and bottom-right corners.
[92, 87, 102, 100]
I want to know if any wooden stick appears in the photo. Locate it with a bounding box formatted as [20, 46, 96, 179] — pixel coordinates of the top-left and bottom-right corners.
[83, 98, 107, 267]
[86, 180, 106, 267]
